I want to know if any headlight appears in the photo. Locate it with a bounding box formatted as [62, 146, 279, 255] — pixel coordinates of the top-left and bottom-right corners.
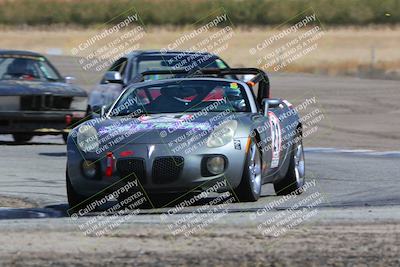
[81, 160, 97, 178]
[70, 96, 87, 111]
[77, 125, 99, 152]
[207, 120, 238, 148]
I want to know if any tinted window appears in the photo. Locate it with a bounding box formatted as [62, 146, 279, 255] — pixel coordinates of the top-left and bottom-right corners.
[133, 54, 227, 81]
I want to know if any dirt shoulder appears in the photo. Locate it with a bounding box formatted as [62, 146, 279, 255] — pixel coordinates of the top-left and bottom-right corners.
[0, 221, 398, 266]
[0, 196, 36, 208]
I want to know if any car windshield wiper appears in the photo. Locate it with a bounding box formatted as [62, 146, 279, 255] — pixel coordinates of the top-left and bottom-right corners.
[46, 77, 59, 82]
[111, 111, 145, 117]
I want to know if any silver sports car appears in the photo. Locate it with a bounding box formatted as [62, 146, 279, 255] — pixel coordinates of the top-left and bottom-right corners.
[66, 68, 305, 212]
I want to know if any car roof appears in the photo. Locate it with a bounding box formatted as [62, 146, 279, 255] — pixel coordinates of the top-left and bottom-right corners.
[0, 50, 44, 57]
[126, 50, 219, 58]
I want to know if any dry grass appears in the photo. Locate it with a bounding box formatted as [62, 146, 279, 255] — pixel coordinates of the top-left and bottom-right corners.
[0, 26, 399, 78]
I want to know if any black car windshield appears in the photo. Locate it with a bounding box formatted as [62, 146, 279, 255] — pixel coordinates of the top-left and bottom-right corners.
[134, 54, 228, 81]
[0, 55, 61, 82]
[110, 80, 250, 116]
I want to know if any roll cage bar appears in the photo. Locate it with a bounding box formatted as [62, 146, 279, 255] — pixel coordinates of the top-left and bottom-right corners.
[135, 68, 271, 106]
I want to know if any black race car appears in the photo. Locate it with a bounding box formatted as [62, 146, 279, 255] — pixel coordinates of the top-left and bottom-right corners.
[88, 50, 230, 113]
[0, 50, 87, 143]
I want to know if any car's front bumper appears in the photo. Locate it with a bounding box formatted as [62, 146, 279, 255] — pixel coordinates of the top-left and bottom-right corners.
[0, 111, 85, 134]
[67, 139, 249, 197]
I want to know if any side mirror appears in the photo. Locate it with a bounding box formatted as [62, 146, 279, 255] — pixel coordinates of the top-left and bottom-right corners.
[64, 76, 76, 84]
[100, 105, 107, 117]
[91, 105, 107, 117]
[104, 71, 123, 84]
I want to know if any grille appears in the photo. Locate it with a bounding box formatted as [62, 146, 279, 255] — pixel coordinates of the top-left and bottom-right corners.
[152, 156, 184, 184]
[20, 95, 72, 111]
[116, 158, 146, 185]
[52, 96, 72, 109]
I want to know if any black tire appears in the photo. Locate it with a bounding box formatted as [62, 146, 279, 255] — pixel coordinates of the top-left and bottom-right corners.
[12, 133, 33, 143]
[274, 132, 305, 195]
[62, 133, 69, 144]
[234, 138, 262, 202]
[66, 170, 86, 215]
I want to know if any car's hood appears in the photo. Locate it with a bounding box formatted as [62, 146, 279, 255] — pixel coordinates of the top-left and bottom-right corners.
[80, 112, 255, 146]
[0, 80, 86, 96]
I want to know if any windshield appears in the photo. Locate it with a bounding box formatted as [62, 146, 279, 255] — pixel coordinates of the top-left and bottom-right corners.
[134, 54, 228, 81]
[0, 55, 61, 82]
[110, 80, 250, 116]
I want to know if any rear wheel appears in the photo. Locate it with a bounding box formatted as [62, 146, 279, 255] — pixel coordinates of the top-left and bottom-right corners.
[12, 133, 33, 143]
[274, 133, 305, 195]
[234, 138, 262, 202]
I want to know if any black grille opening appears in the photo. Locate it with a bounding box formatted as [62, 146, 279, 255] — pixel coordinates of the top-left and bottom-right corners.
[52, 96, 72, 109]
[0, 120, 9, 126]
[20, 95, 72, 110]
[116, 158, 146, 185]
[152, 156, 184, 184]
[20, 95, 42, 110]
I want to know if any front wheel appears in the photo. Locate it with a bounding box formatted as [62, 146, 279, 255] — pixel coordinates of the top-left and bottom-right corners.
[274, 133, 305, 195]
[234, 138, 262, 202]
[66, 170, 86, 215]
[12, 133, 33, 143]
[62, 133, 69, 144]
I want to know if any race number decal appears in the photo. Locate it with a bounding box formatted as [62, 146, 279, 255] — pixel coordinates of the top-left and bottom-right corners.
[268, 111, 282, 168]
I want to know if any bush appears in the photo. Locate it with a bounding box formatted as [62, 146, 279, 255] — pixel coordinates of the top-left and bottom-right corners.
[0, 0, 398, 26]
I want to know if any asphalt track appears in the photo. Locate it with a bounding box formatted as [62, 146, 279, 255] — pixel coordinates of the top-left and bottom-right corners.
[0, 134, 399, 220]
[0, 66, 398, 265]
[0, 70, 399, 222]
